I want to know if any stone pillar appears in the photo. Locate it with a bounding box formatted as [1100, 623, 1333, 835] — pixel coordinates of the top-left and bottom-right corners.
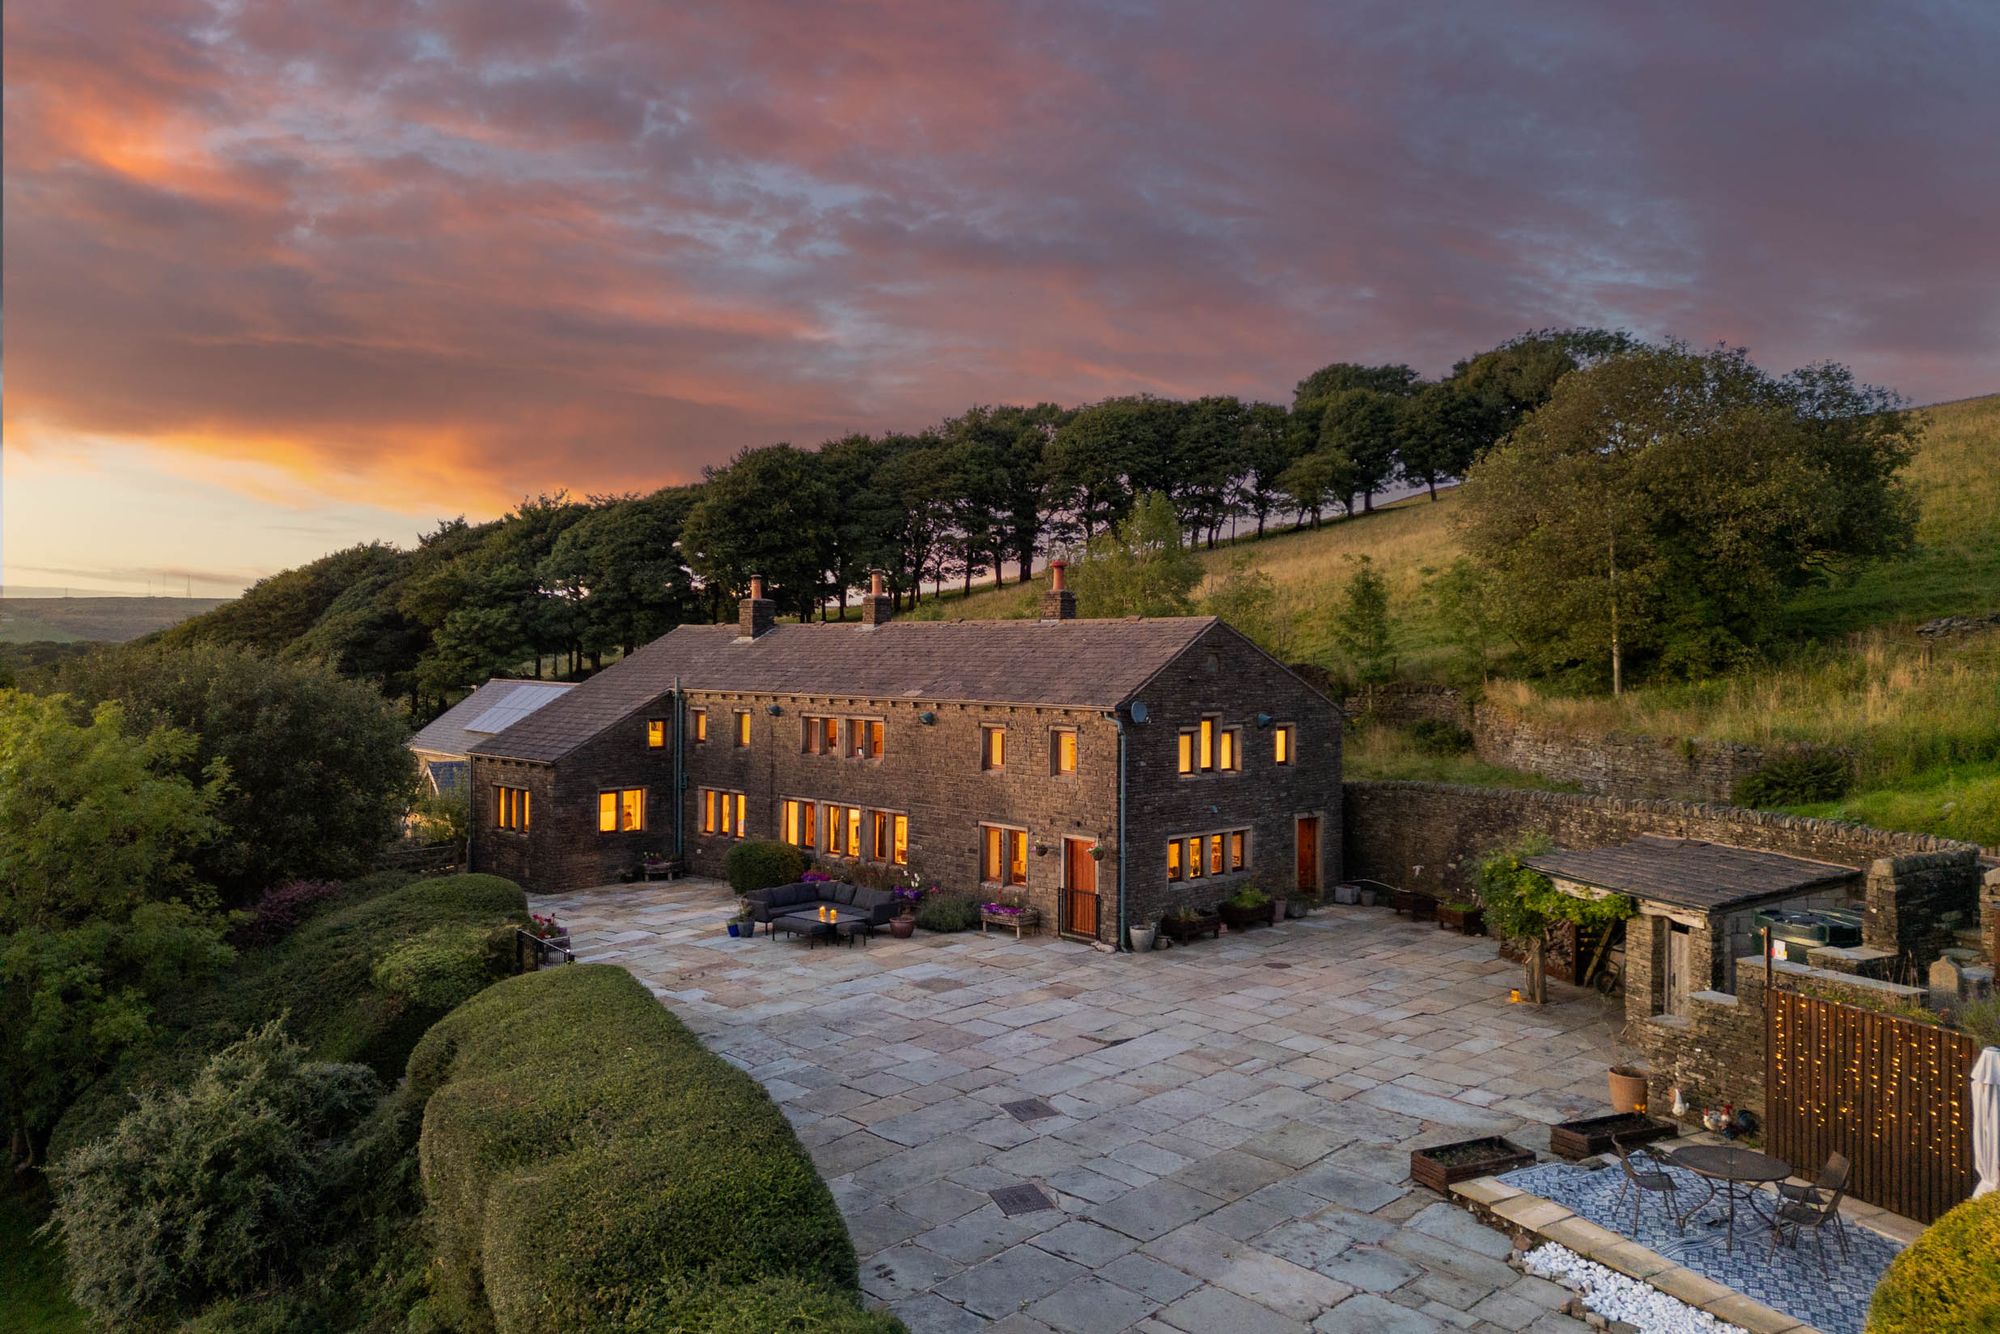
[1983, 866, 2000, 964]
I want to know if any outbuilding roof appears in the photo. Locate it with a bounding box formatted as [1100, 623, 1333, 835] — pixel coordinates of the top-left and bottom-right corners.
[408, 678, 576, 759]
[1522, 835, 1860, 913]
[470, 616, 1225, 763]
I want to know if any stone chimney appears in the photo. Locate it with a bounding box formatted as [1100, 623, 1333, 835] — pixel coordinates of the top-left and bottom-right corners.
[739, 574, 775, 639]
[1040, 559, 1076, 621]
[860, 570, 894, 627]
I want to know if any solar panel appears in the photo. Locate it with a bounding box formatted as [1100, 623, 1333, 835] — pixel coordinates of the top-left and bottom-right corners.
[463, 683, 573, 735]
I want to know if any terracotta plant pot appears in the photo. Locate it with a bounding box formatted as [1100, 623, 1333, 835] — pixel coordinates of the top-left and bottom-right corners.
[889, 915, 917, 939]
[1607, 1065, 1649, 1114]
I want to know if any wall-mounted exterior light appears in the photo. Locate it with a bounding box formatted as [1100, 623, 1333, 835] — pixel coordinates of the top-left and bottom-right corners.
[1255, 712, 1274, 729]
[917, 710, 937, 725]
[766, 704, 783, 716]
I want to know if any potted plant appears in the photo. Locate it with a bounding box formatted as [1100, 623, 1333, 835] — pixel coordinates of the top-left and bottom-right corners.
[1436, 899, 1484, 935]
[1128, 921, 1158, 953]
[889, 883, 925, 938]
[1218, 886, 1272, 931]
[1287, 889, 1319, 918]
[1358, 885, 1378, 907]
[1162, 905, 1221, 944]
[1267, 889, 1289, 924]
[1608, 1065, 1649, 1114]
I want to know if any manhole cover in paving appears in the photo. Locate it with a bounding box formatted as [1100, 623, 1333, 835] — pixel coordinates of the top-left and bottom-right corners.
[989, 1184, 1055, 1216]
[1263, 962, 1293, 969]
[1001, 1097, 1062, 1122]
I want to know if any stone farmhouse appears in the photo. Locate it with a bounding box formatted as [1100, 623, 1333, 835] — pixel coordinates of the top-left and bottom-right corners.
[466, 569, 1343, 946]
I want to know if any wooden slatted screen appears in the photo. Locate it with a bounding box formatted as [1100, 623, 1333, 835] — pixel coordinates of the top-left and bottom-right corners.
[1765, 988, 1978, 1223]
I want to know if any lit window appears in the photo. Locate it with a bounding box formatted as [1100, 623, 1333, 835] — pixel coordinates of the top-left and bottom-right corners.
[646, 718, 666, 749]
[698, 788, 745, 838]
[1185, 836, 1203, 879]
[1208, 833, 1224, 876]
[893, 813, 908, 865]
[982, 726, 1005, 770]
[1199, 717, 1215, 770]
[496, 785, 530, 831]
[1167, 840, 1182, 881]
[824, 804, 862, 857]
[692, 709, 708, 743]
[1274, 724, 1294, 765]
[1052, 728, 1078, 775]
[860, 718, 884, 759]
[1218, 728, 1238, 772]
[1229, 830, 1246, 871]
[598, 787, 644, 832]
[980, 823, 1027, 886]
[731, 793, 746, 837]
[735, 710, 751, 747]
[702, 788, 718, 835]
[1178, 730, 1195, 775]
[822, 716, 839, 754]
[781, 798, 817, 849]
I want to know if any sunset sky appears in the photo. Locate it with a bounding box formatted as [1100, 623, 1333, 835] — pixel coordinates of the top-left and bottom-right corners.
[5, 1, 1997, 597]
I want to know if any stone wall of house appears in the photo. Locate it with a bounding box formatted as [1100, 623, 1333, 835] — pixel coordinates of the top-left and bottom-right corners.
[1982, 867, 2000, 964]
[467, 755, 558, 890]
[1127, 624, 1345, 933]
[1342, 781, 1981, 967]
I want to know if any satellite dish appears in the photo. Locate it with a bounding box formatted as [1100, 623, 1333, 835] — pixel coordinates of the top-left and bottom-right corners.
[1128, 701, 1150, 724]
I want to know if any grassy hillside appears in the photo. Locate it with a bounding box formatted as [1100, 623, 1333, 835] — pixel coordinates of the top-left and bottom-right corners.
[943, 393, 1998, 672]
[0, 597, 228, 644]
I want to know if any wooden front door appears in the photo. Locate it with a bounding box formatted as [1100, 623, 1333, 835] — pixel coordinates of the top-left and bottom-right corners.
[1295, 816, 1320, 892]
[1062, 838, 1099, 938]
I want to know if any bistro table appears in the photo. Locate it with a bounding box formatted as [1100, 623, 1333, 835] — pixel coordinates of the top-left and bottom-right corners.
[1669, 1144, 1792, 1251]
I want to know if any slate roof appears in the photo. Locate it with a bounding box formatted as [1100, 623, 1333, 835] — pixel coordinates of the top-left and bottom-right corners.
[471, 617, 1223, 763]
[408, 678, 575, 759]
[1522, 835, 1860, 913]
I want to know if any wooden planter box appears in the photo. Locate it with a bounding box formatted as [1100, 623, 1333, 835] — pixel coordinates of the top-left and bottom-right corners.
[1437, 904, 1485, 936]
[1391, 890, 1437, 921]
[980, 908, 1041, 939]
[1162, 912, 1222, 944]
[1409, 1136, 1535, 1193]
[1548, 1112, 1678, 1162]
[1218, 902, 1270, 931]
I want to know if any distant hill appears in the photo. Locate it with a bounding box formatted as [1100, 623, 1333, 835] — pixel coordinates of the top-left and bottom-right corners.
[0, 597, 230, 644]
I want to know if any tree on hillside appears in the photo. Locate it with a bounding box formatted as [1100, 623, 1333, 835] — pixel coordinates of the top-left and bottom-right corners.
[1172, 396, 1250, 547]
[159, 544, 406, 656]
[680, 444, 836, 620]
[1422, 558, 1501, 685]
[1331, 555, 1395, 685]
[875, 435, 955, 605]
[1450, 328, 1641, 448]
[1203, 556, 1287, 656]
[1276, 447, 1354, 528]
[1045, 397, 1183, 544]
[1318, 389, 1403, 512]
[1455, 343, 1919, 691]
[49, 644, 416, 901]
[1396, 381, 1490, 500]
[1293, 362, 1420, 405]
[540, 487, 700, 655]
[1236, 403, 1297, 537]
[0, 692, 232, 1155]
[1068, 492, 1203, 618]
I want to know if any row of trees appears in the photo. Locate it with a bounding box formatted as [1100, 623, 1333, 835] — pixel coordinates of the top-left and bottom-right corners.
[163, 330, 1627, 715]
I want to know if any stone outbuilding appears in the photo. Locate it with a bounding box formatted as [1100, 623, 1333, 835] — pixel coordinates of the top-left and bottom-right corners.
[406, 677, 574, 796]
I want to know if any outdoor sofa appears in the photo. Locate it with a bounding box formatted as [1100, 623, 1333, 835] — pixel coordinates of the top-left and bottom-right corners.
[744, 881, 900, 933]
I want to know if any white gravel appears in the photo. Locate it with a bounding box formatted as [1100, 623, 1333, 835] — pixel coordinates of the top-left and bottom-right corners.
[1520, 1243, 1748, 1334]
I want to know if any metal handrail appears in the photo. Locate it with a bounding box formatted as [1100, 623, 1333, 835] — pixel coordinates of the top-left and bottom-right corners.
[516, 928, 576, 971]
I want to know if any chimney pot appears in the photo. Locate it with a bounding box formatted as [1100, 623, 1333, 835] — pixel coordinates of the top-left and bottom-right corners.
[749, 574, 765, 600]
[870, 570, 885, 596]
[861, 568, 894, 627]
[1040, 560, 1076, 621]
[1049, 559, 1067, 592]
[739, 575, 775, 638]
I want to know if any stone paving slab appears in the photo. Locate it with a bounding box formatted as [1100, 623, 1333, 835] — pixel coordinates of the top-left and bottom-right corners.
[542, 879, 1640, 1332]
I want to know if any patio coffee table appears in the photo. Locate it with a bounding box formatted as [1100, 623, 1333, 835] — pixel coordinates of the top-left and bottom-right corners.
[772, 911, 873, 948]
[1670, 1144, 1791, 1251]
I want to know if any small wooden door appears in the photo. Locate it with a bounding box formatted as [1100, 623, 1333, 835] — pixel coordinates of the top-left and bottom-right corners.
[1665, 922, 1691, 1017]
[1295, 816, 1320, 892]
[1063, 838, 1099, 938]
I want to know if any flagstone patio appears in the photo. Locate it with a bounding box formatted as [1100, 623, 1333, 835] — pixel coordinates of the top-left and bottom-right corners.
[540, 879, 1645, 1333]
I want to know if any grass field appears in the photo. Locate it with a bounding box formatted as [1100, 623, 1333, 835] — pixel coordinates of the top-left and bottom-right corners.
[0, 596, 228, 644]
[0, 1187, 84, 1334]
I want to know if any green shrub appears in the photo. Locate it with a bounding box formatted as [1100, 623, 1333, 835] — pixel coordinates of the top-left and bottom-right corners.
[913, 894, 980, 932]
[1226, 885, 1272, 910]
[371, 923, 512, 1012]
[619, 1275, 906, 1333]
[1406, 719, 1475, 755]
[45, 1024, 381, 1328]
[1867, 1191, 2000, 1333]
[50, 872, 526, 1160]
[726, 840, 811, 895]
[406, 965, 871, 1332]
[1732, 749, 1851, 808]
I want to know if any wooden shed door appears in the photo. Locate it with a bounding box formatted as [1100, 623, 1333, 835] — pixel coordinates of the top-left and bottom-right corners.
[1295, 816, 1320, 892]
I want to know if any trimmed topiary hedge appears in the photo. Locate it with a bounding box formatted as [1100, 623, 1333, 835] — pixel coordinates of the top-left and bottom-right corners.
[725, 839, 812, 895]
[1867, 1191, 2000, 1333]
[407, 964, 886, 1333]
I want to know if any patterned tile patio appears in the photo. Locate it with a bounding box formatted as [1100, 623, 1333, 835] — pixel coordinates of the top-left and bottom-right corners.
[540, 878, 1642, 1333]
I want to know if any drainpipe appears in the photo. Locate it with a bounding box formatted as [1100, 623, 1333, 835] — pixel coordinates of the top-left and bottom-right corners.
[1109, 710, 1128, 952]
[672, 676, 684, 863]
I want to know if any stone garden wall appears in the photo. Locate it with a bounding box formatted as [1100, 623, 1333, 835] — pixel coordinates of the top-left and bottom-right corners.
[1341, 781, 1983, 962]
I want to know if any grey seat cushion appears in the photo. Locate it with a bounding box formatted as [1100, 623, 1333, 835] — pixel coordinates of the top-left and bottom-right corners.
[830, 884, 859, 906]
[849, 887, 898, 922]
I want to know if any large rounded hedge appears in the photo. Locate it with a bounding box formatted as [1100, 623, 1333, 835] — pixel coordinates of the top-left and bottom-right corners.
[407, 964, 878, 1333]
[725, 839, 811, 894]
[1868, 1191, 2000, 1333]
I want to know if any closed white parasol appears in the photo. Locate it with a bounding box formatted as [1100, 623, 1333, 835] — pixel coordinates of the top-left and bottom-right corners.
[1973, 1047, 2000, 1197]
